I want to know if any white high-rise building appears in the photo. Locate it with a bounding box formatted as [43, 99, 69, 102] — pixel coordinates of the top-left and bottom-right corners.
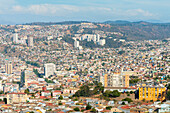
[74, 40, 79, 48]
[87, 36, 92, 42]
[99, 39, 106, 46]
[28, 37, 34, 47]
[44, 63, 56, 78]
[96, 34, 100, 42]
[13, 33, 18, 43]
[92, 35, 97, 42]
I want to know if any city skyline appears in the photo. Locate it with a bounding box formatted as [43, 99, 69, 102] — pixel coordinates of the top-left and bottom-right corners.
[0, 0, 170, 24]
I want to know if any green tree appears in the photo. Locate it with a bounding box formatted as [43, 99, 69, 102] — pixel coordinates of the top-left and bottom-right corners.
[167, 91, 170, 100]
[103, 90, 121, 97]
[106, 106, 112, 110]
[33, 69, 43, 78]
[58, 95, 63, 100]
[122, 98, 133, 103]
[121, 102, 126, 105]
[86, 103, 92, 110]
[130, 91, 134, 94]
[93, 82, 104, 94]
[74, 107, 80, 111]
[24, 88, 29, 94]
[91, 108, 97, 112]
[74, 85, 92, 97]
[58, 102, 62, 105]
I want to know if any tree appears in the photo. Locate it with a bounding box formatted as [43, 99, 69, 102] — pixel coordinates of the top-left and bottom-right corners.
[118, 51, 125, 55]
[167, 91, 170, 100]
[74, 107, 80, 111]
[29, 112, 34, 113]
[86, 103, 92, 110]
[103, 90, 121, 98]
[24, 88, 29, 94]
[58, 102, 62, 105]
[74, 85, 92, 97]
[45, 78, 54, 83]
[93, 82, 104, 94]
[102, 63, 105, 66]
[121, 102, 126, 105]
[167, 84, 170, 90]
[33, 69, 43, 78]
[58, 95, 63, 100]
[122, 98, 133, 103]
[91, 108, 97, 112]
[106, 106, 112, 110]
[129, 79, 140, 84]
[130, 91, 134, 94]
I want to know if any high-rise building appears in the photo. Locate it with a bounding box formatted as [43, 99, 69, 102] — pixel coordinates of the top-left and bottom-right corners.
[99, 39, 106, 46]
[13, 33, 18, 43]
[92, 35, 97, 42]
[139, 85, 166, 101]
[102, 72, 129, 87]
[5, 63, 12, 74]
[27, 37, 34, 47]
[122, 74, 129, 87]
[23, 70, 34, 87]
[96, 34, 100, 42]
[74, 40, 79, 48]
[106, 73, 123, 87]
[44, 63, 56, 78]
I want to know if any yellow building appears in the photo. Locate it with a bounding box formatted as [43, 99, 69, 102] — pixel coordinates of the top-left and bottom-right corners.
[104, 74, 108, 87]
[123, 75, 129, 87]
[139, 85, 166, 101]
[7, 93, 27, 104]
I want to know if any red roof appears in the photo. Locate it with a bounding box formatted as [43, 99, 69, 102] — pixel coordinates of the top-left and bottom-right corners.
[121, 105, 137, 109]
[40, 96, 47, 99]
[53, 90, 62, 93]
[42, 91, 50, 93]
[8, 93, 26, 95]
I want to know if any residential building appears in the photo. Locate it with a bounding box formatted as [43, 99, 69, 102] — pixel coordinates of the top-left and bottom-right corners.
[122, 74, 129, 87]
[13, 33, 18, 43]
[7, 93, 27, 104]
[105, 73, 123, 87]
[99, 39, 106, 46]
[5, 63, 12, 74]
[28, 37, 34, 47]
[74, 40, 79, 48]
[139, 85, 166, 101]
[44, 63, 56, 78]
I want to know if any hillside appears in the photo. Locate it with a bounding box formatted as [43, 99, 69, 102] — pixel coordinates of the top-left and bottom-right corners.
[102, 21, 170, 40]
[25, 21, 170, 40]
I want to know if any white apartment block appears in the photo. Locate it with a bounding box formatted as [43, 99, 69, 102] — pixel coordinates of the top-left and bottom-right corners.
[44, 63, 56, 78]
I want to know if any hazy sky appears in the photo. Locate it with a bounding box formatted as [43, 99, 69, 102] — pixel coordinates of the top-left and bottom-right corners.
[0, 0, 169, 24]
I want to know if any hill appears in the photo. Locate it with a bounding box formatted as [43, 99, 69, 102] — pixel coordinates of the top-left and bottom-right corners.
[24, 20, 170, 40]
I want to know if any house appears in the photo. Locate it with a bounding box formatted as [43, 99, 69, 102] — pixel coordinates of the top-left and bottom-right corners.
[111, 108, 122, 113]
[7, 93, 27, 104]
[155, 104, 170, 113]
[41, 91, 51, 98]
[52, 90, 62, 97]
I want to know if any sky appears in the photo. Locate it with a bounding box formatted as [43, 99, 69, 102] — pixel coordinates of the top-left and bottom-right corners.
[0, 0, 170, 24]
